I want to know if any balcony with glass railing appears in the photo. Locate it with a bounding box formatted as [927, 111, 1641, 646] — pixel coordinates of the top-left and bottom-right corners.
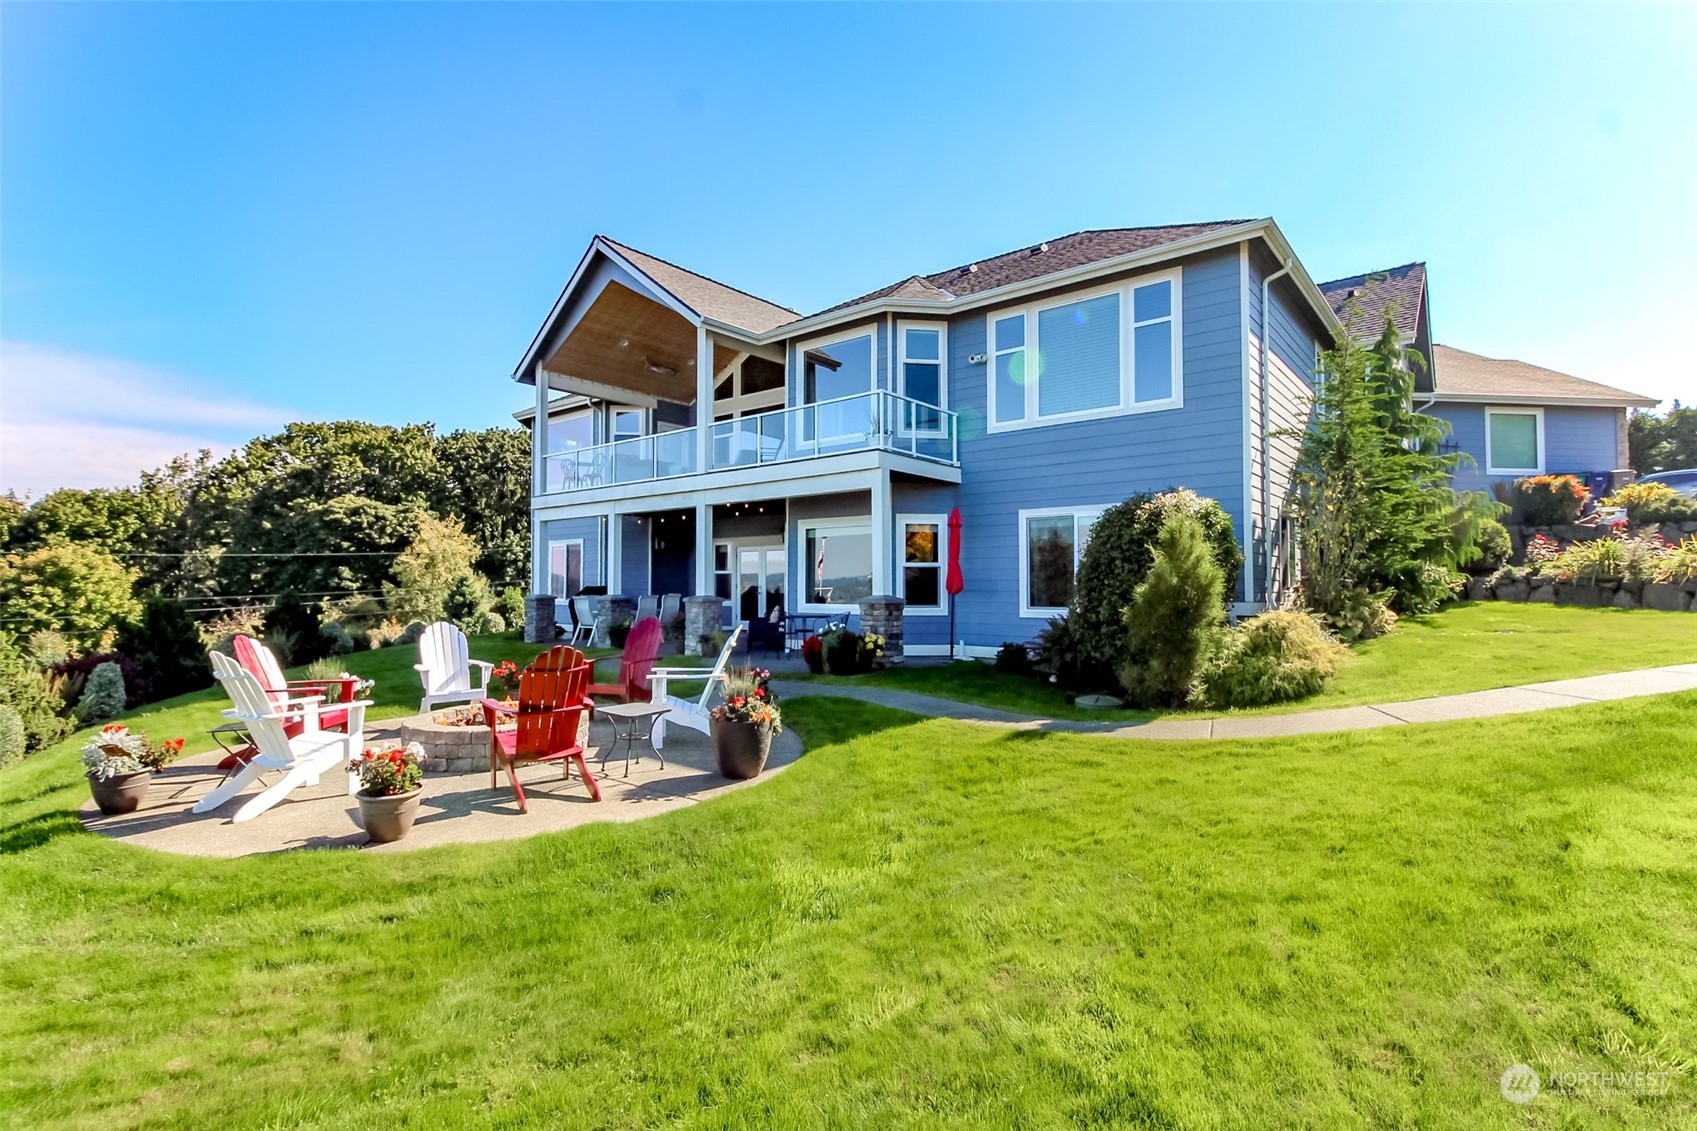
[540, 390, 958, 494]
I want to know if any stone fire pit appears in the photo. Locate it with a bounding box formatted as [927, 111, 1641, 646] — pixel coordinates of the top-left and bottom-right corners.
[395, 707, 591, 775]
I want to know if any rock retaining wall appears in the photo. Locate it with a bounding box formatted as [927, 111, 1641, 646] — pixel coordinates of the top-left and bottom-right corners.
[1463, 571, 1695, 612]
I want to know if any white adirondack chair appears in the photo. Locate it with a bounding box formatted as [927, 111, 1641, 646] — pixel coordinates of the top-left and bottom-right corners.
[194, 652, 371, 823]
[414, 621, 493, 713]
[650, 623, 744, 750]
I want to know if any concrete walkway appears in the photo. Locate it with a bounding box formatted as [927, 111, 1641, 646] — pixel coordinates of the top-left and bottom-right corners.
[770, 661, 1697, 740]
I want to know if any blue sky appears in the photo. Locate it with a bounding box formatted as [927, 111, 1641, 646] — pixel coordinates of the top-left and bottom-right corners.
[3, 2, 1694, 494]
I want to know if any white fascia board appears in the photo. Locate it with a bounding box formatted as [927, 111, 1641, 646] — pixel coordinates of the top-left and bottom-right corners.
[1432, 392, 1659, 409]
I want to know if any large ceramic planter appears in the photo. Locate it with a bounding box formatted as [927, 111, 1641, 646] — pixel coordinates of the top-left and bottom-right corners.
[88, 770, 151, 816]
[710, 718, 772, 780]
[824, 641, 863, 677]
[356, 787, 423, 843]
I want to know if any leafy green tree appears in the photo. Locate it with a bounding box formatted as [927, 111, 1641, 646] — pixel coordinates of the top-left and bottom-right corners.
[1629, 402, 1696, 474]
[0, 493, 26, 549]
[1119, 513, 1225, 708]
[384, 513, 480, 623]
[0, 546, 139, 648]
[432, 428, 531, 586]
[443, 571, 494, 629]
[116, 597, 213, 702]
[1291, 318, 1489, 626]
[263, 591, 331, 666]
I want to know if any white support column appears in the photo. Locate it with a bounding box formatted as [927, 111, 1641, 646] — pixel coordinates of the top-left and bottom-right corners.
[695, 324, 712, 474]
[694, 501, 713, 597]
[533, 363, 549, 494]
[871, 468, 891, 595]
[530, 509, 545, 595]
[607, 510, 623, 597]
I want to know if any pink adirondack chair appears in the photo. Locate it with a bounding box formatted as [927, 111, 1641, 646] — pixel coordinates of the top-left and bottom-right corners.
[586, 616, 662, 704]
[232, 635, 358, 738]
[481, 646, 599, 813]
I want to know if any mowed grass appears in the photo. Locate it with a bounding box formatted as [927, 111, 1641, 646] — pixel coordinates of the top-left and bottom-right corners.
[802, 602, 1697, 721]
[3, 682, 1697, 1127]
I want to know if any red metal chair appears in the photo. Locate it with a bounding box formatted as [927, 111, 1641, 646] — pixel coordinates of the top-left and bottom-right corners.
[586, 616, 662, 704]
[482, 646, 600, 812]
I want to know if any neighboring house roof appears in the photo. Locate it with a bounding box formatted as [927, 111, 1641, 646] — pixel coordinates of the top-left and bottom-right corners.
[1316, 262, 1426, 339]
[513, 394, 589, 423]
[1430, 344, 1658, 408]
[601, 238, 799, 335]
[813, 221, 1257, 318]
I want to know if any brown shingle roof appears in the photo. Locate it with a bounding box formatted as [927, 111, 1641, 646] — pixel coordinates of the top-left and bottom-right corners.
[1431, 344, 1657, 407]
[1317, 262, 1425, 339]
[808, 221, 1258, 319]
[602, 238, 799, 335]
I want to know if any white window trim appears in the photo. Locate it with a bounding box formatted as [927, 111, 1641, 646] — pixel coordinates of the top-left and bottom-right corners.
[1017, 506, 1106, 619]
[796, 324, 879, 405]
[895, 512, 948, 615]
[797, 516, 874, 614]
[1485, 405, 1545, 476]
[896, 321, 949, 411]
[546, 538, 584, 598]
[986, 268, 1183, 433]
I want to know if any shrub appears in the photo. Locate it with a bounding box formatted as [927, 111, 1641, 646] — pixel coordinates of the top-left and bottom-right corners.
[76, 661, 127, 722]
[472, 611, 507, 635]
[49, 652, 146, 710]
[444, 570, 494, 629]
[0, 636, 72, 755]
[1201, 610, 1347, 709]
[609, 618, 633, 649]
[398, 621, 428, 646]
[1512, 475, 1588, 526]
[0, 706, 25, 768]
[1322, 587, 1398, 644]
[1635, 494, 1697, 526]
[1602, 480, 1681, 512]
[496, 586, 526, 628]
[1032, 614, 1082, 686]
[994, 642, 1033, 676]
[320, 620, 357, 656]
[1523, 533, 1563, 571]
[115, 596, 212, 703]
[367, 618, 407, 650]
[1070, 489, 1241, 684]
[1653, 536, 1697, 583]
[1464, 519, 1512, 574]
[1398, 563, 1465, 614]
[199, 605, 266, 650]
[25, 631, 70, 667]
[1551, 532, 1670, 584]
[264, 591, 331, 666]
[1118, 513, 1225, 708]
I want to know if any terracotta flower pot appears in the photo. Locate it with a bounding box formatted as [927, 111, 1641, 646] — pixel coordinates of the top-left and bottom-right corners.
[87, 770, 151, 816]
[710, 718, 771, 780]
[356, 787, 423, 843]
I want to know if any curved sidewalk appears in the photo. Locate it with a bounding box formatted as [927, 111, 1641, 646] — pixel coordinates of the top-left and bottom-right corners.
[771, 662, 1697, 741]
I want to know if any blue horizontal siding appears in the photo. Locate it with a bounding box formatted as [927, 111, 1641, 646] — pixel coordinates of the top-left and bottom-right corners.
[1430, 402, 1621, 496]
[539, 516, 604, 591]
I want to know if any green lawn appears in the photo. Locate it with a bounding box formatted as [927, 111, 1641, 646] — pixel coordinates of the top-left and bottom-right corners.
[4, 679, 1697, 1126]
[802, 603, 1697, 721]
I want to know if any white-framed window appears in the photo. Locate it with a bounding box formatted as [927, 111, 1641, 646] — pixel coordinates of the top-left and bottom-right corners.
[897, 322, 947, 409]
[547, 539, 584, 598]
[546, 409, 593, 455]
[1018, 506, 1105, 618]
[800, 518, 873, 611]
[799, 326, 877, 404]
[609, 406, 645, 442]
[712, 542, 733, 602]
[897, 513, 947, 614]
[1485, 406, 1545, 476]
[988, 269, 1182, 432]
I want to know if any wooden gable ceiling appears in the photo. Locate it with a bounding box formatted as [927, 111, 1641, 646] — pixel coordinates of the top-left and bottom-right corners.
[541, 280, 698, 403]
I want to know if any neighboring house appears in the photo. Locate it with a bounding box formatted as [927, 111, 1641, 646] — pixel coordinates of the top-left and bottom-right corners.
[513, 222, 1649, 654]
[1317, 264, 1656, 499]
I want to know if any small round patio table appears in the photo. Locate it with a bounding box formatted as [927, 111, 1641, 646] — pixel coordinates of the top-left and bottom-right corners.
[596, 702, 671, 778]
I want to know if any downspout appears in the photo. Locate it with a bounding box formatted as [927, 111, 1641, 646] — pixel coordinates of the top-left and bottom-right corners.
[1259, 257, 1293, 607]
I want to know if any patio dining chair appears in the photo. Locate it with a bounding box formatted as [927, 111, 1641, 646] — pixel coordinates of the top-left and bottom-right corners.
[568, 596, 597, 646]
[635, 595, 661, 622]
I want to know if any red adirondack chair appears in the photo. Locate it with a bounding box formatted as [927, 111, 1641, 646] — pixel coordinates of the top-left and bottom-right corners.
[586, 615, 662, 703]
[482, 646, 600, 812]
[232, 635, 358, 737]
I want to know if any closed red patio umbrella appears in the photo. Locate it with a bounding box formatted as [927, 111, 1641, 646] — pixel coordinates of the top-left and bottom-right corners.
[946, 508, 964, 660]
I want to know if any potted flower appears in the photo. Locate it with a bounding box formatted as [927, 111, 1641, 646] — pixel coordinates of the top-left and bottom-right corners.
[488, 660, 522, 701]
[708, 668, 781, 779]
[801, 634, 824, 675]
[352, 742, 425, 843]
[819, 622, 863, 676]
[861, 630, 887, 670]
[81, 724, 184, 815]
[609, 616, 635, 649]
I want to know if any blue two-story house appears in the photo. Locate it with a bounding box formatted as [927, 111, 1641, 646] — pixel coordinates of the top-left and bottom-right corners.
[516, 220, 1651, 655]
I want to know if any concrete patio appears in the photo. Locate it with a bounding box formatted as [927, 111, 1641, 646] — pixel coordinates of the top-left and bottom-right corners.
[79, 714, 802, 858]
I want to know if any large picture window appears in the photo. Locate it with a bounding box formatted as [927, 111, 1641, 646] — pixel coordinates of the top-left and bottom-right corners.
[988, 270, 1181, 431]
[1486, 407, 1544, 475]
[1018, 507, 1104, 617]
[897, 514, 947, 614]
[803, 520, 872, 609]
[801, 329, 875, 404]
[898, 323, 946, 409]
